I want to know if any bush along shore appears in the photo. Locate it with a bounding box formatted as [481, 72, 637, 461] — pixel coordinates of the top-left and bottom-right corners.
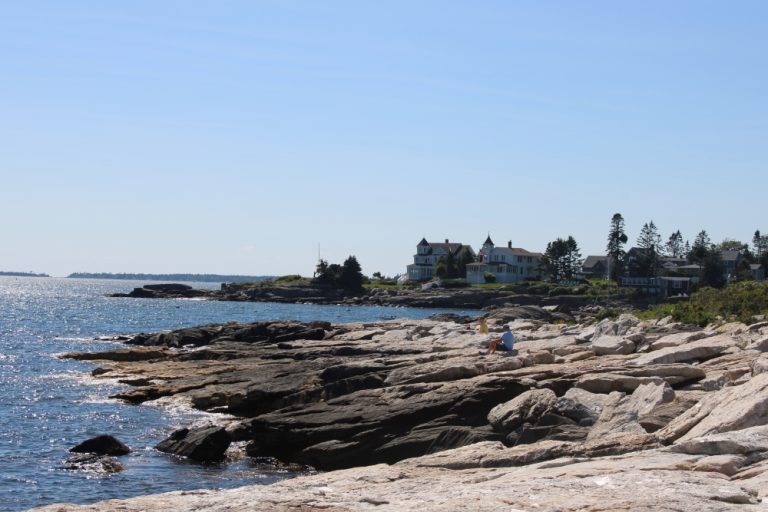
[37, 307, 768, 511]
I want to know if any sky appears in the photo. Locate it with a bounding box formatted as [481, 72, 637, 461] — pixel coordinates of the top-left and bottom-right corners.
[1, 1, 766, 278]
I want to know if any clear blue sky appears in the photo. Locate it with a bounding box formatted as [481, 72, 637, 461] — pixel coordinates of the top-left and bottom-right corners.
[1, 1, 766, 277]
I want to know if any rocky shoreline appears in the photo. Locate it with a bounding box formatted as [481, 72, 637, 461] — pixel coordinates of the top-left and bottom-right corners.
[36, 311, 768, 511]
[109, 281, 644, 312]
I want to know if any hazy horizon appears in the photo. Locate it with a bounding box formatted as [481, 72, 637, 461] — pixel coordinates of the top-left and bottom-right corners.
[2, 2, 766, 278]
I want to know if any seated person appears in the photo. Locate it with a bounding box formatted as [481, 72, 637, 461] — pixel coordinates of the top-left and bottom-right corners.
[486, 324, 515, 354]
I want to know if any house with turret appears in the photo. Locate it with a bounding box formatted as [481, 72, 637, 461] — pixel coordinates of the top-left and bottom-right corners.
[406, 238, 474, 281]
[466, 235, 543, 284]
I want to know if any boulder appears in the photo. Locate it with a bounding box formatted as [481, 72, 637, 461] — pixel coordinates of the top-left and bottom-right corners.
[155, 426, 231, 462]
[590, 335, 636, 355]
[650, 331, 707, 350]
[748, 336, 768, 352]
[70, 435, 131, 456]
[555, 387, 609, 425]
[752, 357, 768, 376]
[659, 372, 768, 444]
[587, 382, 674, 441]
[487, 388, 557, 434]
[593, 314, 640, 339]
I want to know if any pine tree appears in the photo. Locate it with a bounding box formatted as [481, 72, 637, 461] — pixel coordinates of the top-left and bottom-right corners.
[688, 230, 712, 264]
[339, 256, 364, 291]
[635, 221, 662, 276]
[543, 236, 582, 281]
[606, 213, 628, 281]
[665, 230, 685, 258]
[456, 246, 476, 278]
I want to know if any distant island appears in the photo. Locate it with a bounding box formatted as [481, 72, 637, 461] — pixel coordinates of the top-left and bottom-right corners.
[67, 272, 274, 283]
[0, 271, 50, 277]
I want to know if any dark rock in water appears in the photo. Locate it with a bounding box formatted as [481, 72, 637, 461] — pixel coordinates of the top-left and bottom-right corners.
[426, 313, 475, 324]
[143, 283, 193, 292]
[64, 453, 124, 473]
[110, 283, 210, 299]
[155, 426, 231, 462]
[70, 435, 131, 456]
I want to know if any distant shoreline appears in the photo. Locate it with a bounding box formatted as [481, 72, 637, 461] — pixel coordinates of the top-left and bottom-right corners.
[66, 272, 275, 284]
[0, 271, 50, 277]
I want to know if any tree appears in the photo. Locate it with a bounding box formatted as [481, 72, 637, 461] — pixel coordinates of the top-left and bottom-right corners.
[338, 256, 364, 291]
[313, 259, 336, 288]
[665, 230, 685, 258]
[753, 230, 768, 259]
[435, 251, 459, 279]
[312, 256, 364, 291]
[717, 238, 749, 254]
[606, 213, 628, 281]
[734, 258, 756, 282]
[700, 251, 727, 288]
[634, 221, 662, 276]
[456, 246, 476, 278]
[688, 230, 712, 264]
[543, 236, 583, 281]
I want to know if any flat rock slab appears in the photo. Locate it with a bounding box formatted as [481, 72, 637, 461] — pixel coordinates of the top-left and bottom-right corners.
[33, 431, 765, 511]
[632, 334, 738, 366]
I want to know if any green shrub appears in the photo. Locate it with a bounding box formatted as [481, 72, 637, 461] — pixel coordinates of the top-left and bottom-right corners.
[442, 278, 470, 288]
[642, 282, 768, 326]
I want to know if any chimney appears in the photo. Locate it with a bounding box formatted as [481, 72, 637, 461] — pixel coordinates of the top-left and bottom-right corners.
[445, 238, 449, 244]
[508, 240, 512, 249]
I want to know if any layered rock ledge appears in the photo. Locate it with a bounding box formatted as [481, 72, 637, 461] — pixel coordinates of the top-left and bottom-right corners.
[39, 315, 768, 511]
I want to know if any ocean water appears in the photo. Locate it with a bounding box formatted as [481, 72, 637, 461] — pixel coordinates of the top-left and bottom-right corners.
[0, 276, 477, 511]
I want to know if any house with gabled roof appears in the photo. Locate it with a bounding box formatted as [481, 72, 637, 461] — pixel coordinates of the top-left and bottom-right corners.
[406, 238, 473, 281]
[581, 255, 610, 280]
[466, 235, 543, 284]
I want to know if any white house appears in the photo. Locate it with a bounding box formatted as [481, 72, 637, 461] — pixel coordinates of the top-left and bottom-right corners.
[466, 236, 543, 284]
[406, 238, 473, 281]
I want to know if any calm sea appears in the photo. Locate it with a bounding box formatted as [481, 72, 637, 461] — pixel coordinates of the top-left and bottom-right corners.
[0, 276, 477, 511]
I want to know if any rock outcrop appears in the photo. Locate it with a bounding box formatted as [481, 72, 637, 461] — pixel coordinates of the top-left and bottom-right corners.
[155, 426, 231, 462]
[70, 435, 131, 456]
[42, 314, 768, 511]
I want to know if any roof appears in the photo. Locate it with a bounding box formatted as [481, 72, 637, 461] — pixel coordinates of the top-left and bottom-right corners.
[428, 243, 465, 255]
[582, 255, 609, 269]
[418, 238, 429, 247]
[751, 264, 764, 270]
[660, 276, 692, 282]
[720, 250, 741, 262]
[660, 257, 687, 264]
[493, 247, 543, 258]
[483, 235, 494, 245]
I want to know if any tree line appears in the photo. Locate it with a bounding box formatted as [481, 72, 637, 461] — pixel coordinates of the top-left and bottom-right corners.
[539, 213, 768, 288]
[604, 213, 768, 288]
